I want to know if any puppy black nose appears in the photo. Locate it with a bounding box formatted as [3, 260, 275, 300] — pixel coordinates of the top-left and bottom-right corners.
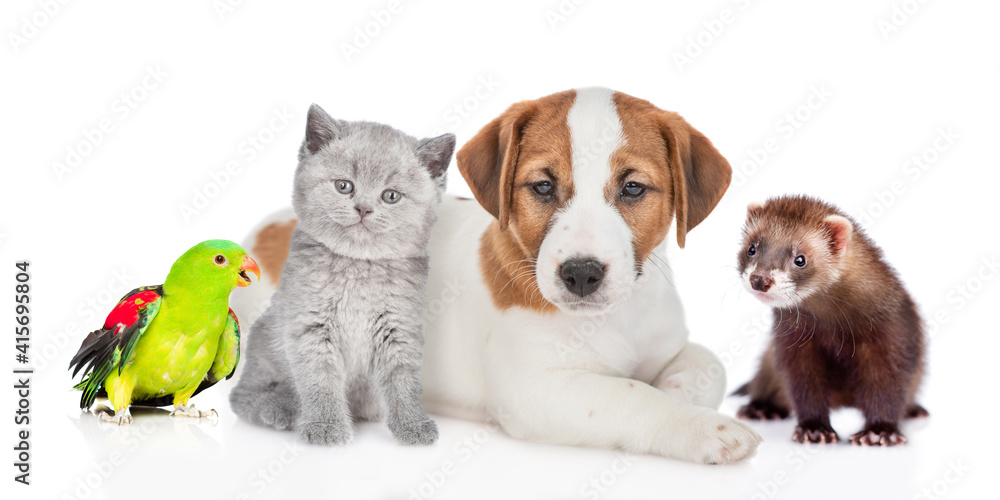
[560, 259, 605, 297]
[750, 274, 774, 292]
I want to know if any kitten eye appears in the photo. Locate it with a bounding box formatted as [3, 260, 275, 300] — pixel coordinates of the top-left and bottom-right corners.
[621, 181, 646, 199]
[214, 254, 227, 265]
[532, 181, 555, 199]
[334, 180, 354, 194]
[794, 255, 806, 267]
[747, 245, 756, 256]
[381, 189, 401, 204]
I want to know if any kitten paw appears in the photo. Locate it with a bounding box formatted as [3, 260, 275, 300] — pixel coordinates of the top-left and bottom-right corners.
[257, 398, 298, 430]
[737, 400, 791, 421]
[298, 421, 353, 446]
[229, 387, 298, 430]
[390, 418, 439, 446]
[792, 420, 839, 444]
[850, 423, 907, 446]
[905, 404, 930, 419]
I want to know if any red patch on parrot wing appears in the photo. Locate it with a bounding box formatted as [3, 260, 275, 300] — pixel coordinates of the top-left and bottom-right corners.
[103, 287, 163, 331]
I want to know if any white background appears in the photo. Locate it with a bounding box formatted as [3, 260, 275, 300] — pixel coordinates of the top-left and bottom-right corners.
[2, 1, 999, 499]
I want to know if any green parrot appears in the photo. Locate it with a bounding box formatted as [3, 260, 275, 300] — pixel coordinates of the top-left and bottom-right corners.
[69, 239, 261, 424]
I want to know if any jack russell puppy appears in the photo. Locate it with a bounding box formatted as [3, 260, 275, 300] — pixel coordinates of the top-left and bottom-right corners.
[236, 88, 762, 464]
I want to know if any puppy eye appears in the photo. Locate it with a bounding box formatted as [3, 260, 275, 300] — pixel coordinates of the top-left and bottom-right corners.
[794, 255, 806, 267]
[747, 245, 756, 256]
[532, 181, 555, 198]
[214, 255, 227, 265]
[335, 180, 354, 194]
[381, 189, 402, 204]
[621, 182, 646, 199]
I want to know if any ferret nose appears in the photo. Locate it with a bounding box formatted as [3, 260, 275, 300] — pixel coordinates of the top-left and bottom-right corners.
[560, 258, 605, 297]
[750, 274, 774, 292]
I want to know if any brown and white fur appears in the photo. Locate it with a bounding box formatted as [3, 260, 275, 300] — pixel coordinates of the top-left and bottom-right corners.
[235, 88, 763, 463]
[734, 195, 928, 446]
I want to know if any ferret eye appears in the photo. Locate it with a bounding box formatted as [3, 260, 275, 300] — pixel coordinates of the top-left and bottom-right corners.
[334, 180, 354, 194]
[532, 181, 555, 199]
[214, 254, 227, 265]
[794, 255, 806, 267]
[747, 245, 756, 256]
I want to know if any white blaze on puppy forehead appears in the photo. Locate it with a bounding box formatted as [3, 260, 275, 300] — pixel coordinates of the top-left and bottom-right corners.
[533, 88, 638, 312]
[553, 88, 631, 261]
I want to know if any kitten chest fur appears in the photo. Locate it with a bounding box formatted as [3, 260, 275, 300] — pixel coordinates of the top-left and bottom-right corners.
[276, 229, 429, 375]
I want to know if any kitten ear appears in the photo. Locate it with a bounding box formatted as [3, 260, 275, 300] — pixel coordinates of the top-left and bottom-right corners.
[822, 215, 853, 257]
[416, 133, 456, 180]
[300, 104, 345, 158]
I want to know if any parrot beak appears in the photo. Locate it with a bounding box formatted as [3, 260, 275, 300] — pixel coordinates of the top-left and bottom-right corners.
[238, 255, 261, 287]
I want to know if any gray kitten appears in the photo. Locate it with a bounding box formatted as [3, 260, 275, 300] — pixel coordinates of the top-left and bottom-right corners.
[230, 104, 454, 445]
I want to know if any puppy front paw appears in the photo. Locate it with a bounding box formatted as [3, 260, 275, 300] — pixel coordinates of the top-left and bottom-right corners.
[390, 418, 439, 446]
[298, 420, 353, 446]
[680, 411, 763, 465]
[792, 420, 839, 444]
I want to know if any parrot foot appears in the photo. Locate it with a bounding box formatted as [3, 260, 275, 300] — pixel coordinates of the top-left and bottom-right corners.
[99, 409, 133, 425]
[169, 404, 218, 419]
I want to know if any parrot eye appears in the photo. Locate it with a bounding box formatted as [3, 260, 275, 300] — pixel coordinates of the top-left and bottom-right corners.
[214, 255, 227, 265]
[381, 189, 401, 204]
[335, 179, 354, 194]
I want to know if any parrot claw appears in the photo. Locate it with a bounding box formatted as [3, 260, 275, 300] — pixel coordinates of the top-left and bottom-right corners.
[99, 409, 133, 426]
[170, 404, 218, 419]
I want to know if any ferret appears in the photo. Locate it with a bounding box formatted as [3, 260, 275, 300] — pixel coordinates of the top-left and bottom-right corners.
[733, 195, 928, 446]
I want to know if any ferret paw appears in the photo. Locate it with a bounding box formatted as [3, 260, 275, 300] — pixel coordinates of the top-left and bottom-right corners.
[298, 420, 352, 446]
[792, 420, 839, 444]
[737, 400, 791, 421]
[850, 424, 907, 446]
[905, 404, 930, 419]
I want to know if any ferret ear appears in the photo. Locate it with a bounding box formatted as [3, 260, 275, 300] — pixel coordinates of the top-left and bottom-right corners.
[657, 110, 733, 248]
[300, 104, 345, 159]
[746, 200, 765, 220]
[417, 133, 456, 180]
[823, 215, 853, 257]
[456, 99, 539, 230]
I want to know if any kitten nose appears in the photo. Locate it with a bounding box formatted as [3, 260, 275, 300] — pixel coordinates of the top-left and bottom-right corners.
[355, 204, 373, 219]
[750, 274, 774, 292]
[560, 258, 605, 297]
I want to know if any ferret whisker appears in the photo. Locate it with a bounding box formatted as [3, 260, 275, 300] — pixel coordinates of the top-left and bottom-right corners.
[810, 291, 862, 358]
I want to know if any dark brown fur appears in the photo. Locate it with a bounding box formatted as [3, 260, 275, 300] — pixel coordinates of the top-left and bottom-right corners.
[735, 195, 928, 446]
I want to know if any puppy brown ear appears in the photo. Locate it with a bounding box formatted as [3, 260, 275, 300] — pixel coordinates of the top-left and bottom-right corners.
[456, 102, 534, 230]
[822, 215, 853, 257]
[659, 112, 732, 248]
